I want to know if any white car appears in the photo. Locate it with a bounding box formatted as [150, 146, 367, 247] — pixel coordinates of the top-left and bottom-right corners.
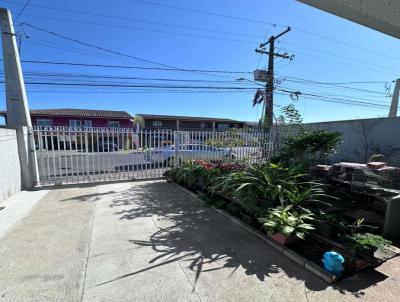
[146, 144, 236, 165]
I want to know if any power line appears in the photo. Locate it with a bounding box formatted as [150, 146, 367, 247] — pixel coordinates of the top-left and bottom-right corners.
[8, 1, 400, 77]
[4, 0, 263, 39]
[130, 0, 283, 27]
[17, 72, 252, 84]
[24, 39, 128, 63]
[0, 71, 389, 103]
[276, 92, 389, 111]
[13, 0, 31, 22]
[21, 23, 184, 70]
[14, 81, 261, 90]
[277, 88, 390, 109]
[19, 13, 259, 44]
[130, 0, 400, 62]
[277, 85, 389, 104]
[280, 76, 390, 95]
[283, 49, 399, 76]
[6, 0, 400, 62]
[278, 41, 400, 74]
[21, 23, 251, 81]
[0, 58, 253, 74]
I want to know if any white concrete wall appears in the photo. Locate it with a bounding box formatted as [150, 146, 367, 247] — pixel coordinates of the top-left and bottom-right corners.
[0, 127, 21, 201]
[304, 117, 400, 165]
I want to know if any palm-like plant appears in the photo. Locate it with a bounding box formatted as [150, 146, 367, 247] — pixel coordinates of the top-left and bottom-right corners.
[212, 163, 305, 203]
[284, 181, 335, 210]
[258, 205, 315, 239]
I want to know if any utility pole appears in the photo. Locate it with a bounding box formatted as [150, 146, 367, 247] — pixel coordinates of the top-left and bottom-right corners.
[0, 8, 31, 126]
[0, 8, 38, 188]
[255, 27, 292, 130]
[389, 79, 400, 117]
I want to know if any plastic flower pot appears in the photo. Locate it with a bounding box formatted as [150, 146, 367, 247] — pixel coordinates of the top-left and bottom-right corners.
[268, 232, 298, 245]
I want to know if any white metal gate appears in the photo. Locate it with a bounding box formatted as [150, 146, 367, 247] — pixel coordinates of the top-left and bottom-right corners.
[33, 127, 273, 186]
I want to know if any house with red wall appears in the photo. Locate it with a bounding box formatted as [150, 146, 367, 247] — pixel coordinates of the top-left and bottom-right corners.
[0, 108, 134, 128]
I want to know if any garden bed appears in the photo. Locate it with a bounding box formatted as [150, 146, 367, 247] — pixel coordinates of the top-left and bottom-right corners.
[173, 181, 400, 283]
[166, 160, 399, 283]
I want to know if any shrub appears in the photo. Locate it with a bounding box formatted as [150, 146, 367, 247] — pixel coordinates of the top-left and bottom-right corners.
[279, 130, 342, 166]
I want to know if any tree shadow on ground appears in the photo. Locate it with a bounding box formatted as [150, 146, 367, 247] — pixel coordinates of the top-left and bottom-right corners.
[95, 181, 388, 297]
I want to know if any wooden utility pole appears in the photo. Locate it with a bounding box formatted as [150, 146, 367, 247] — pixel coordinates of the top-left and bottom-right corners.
[256, 27, 292, 129]
[389, 79, 400, 117]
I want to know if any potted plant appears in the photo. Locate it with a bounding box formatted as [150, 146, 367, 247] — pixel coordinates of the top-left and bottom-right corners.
[258, 205, 315, 245]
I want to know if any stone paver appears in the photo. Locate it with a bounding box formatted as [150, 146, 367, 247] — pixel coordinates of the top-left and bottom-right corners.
[0, 180, 399, 301]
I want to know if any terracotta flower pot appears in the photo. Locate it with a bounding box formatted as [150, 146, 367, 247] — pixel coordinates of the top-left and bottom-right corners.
[268, 232, 298, 245]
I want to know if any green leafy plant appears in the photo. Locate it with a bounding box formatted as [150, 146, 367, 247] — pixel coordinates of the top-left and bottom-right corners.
[284, 181, 335, 210]
[166, 161, 207, 188]
[212, 162, 304, 203]
[345, 233, 391, 254]
[258, 205, 315, 239]
[279, 130, 342, 166]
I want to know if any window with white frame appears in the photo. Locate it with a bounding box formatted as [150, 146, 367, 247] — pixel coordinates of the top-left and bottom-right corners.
[200, 122, 207, 129]
[83, 120, 92, 128]
[152, 121, 162, 127]
[69, 119, 82, 127]
[37, 119, 52, 127]
[108, 121, 120, 128]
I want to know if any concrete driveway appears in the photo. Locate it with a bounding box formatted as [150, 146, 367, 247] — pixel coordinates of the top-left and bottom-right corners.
[0, 180, 399, 302]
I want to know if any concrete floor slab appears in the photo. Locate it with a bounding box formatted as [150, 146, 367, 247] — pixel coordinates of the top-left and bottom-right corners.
[0, 189, 49, 240]
[1, 180, 399, 302]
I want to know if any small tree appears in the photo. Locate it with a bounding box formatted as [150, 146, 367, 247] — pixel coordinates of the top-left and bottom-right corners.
[278, 130, 342, 167]
[274, 103, 342, 167]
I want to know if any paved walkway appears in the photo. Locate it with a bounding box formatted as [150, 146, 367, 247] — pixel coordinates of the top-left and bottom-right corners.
[0, 180, 399, 302]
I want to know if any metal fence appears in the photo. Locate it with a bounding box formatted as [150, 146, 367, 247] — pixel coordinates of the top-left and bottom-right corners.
[32, 126, 273, 186]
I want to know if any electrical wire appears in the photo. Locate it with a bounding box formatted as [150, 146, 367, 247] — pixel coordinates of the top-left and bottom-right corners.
[6, 0, 400, 62]
[0, 59, 253, 74]
[4, 0, 262, 39]
[13, 0, 31, 22]
[278, 41, 399, 73]
[280, 76, 390, 95]
[19, 13, 259, 45]
[129, 0, 400, 62]
[277, 89, 390, 109]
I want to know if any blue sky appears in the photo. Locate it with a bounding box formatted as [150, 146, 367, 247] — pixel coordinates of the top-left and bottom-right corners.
[0, 0, 399, 123]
